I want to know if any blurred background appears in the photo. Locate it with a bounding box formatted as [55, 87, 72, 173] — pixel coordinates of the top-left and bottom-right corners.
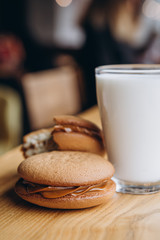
[0, 0, 160, 154]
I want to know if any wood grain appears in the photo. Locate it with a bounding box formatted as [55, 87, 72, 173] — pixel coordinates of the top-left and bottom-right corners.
[1, 106, 160, 240]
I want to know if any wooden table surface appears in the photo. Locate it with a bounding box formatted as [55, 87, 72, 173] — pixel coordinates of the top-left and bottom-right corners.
[1, 106, 160, 240]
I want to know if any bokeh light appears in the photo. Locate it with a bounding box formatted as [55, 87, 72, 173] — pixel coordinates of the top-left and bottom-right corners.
[56, 0, 72, 7]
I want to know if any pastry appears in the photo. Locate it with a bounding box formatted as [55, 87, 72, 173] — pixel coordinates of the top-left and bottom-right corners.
[22, 115, 105, 158]
[15, 151, 115, 209]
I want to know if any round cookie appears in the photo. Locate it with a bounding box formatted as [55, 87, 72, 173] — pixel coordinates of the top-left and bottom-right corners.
[15, 151, 115, 209]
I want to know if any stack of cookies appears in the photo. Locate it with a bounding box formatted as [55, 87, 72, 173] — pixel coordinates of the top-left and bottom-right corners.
[15, 115, 116, 209]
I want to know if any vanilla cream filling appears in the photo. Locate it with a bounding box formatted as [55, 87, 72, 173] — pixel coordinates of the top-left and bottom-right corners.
[22, 132, 57, 157]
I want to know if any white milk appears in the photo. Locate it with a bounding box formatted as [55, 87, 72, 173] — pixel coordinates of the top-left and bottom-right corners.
[96, 70, 160, 183]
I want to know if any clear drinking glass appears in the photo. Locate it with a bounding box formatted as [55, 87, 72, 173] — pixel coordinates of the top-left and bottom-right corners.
[96, 64, 160, 194]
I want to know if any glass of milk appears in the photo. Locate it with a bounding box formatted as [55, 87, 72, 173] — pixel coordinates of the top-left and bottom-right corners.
[96, 64, 160, 194]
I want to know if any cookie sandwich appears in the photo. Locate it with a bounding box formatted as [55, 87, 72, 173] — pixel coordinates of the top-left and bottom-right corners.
[15, 151, 115, 209]
[22, 115, 105, 158]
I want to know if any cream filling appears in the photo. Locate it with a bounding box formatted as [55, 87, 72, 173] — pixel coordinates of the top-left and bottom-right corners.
[22, 132, 57, 157]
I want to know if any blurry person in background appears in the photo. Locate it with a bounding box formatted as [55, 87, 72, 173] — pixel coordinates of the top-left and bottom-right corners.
[78, 0, 160, 108]
[0, 0, 55, 72]
[0, 0, 91, 72]
[1, 0, 160, 113]
[0, 34, 25, 77]
[0, 0, 92, 140]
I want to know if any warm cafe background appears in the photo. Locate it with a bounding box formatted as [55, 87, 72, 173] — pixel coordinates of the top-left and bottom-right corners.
[0, 0, 160, 154]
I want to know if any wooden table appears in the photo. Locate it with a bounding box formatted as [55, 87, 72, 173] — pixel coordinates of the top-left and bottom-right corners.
[1, 106, 160, 240]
